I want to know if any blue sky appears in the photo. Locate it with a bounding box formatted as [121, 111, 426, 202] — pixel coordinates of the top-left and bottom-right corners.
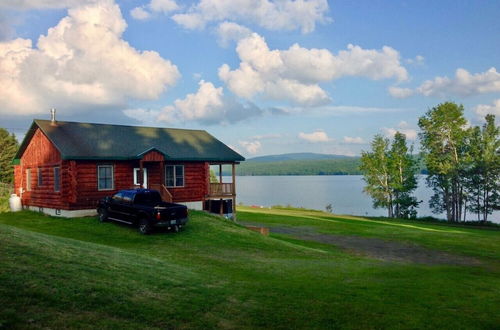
[1, 0, 499, 157]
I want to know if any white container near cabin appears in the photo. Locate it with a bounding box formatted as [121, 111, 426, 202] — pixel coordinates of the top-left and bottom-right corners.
[9, 194, 22, 212]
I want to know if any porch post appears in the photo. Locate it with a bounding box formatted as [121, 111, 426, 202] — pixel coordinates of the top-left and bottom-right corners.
[160, 161, 165, 187]
[219, 164, 222, 183]
[232, 162, 236, 221]
[139, 160, 144, 188]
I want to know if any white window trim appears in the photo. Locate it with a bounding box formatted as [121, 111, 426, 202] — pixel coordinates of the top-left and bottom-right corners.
[97, 165, 114, 191]
[54, 167, 60, 192]
[165, 165, 185, 188]
[133, 168, 148, 187]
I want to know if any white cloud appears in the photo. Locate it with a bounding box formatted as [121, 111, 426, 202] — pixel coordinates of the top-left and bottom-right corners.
[125, 80, 263, 125]
[172, 0, 330, 33]
[216, 21, 252, 47]
[474, 99, 500, 122]
[382, 121, 417, 141]
[298, 130, 330, 143]
[130, 6, 151, 20]
[343, 136, 365, 144]
[250, 133, 282, 140]
[239, 140, 262, 154]
[0, 0, 180, 116]
[130, 0, 179, 20]
[219, 33, 408, 106]
[406, 54, 424, 65]
[391, 67, 500, 99]
[150, 0, 179, 13]
[0, 0, 95, 9]
[388, 86, 413, 98]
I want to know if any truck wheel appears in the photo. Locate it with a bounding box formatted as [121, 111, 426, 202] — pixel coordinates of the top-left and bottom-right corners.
[139, 218, 152, 235]
[98, 208, 108, 222]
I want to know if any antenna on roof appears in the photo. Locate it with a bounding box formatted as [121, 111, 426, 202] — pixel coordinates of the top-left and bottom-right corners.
[50, 108, 57, 126]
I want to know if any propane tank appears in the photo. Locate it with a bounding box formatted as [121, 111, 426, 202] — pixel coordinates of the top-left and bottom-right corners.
[9, 194, 22, 212]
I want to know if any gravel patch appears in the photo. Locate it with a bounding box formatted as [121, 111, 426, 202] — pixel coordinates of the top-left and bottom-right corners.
[239, 221, 481, 266]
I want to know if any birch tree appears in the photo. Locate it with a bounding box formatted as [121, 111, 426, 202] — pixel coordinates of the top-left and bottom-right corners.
[418, 102, 469, 222]
[360, 133, 419, 218]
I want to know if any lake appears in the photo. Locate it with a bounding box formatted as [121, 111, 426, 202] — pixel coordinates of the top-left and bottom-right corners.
[228, 175, 500, 223]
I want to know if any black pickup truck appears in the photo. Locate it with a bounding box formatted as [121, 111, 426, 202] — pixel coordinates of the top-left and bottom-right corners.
[97, 189, 188, 234]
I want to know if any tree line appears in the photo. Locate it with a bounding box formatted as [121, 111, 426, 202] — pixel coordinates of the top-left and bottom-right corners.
[361, 102, 499, 223]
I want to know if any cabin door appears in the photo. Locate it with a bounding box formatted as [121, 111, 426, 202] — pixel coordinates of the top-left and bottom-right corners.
[133, 168, 148, 188]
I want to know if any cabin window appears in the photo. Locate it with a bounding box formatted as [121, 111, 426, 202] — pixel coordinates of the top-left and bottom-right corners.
[37, 168, 43, 187]
[97, 165, 114, 190]
[54, 167, 60, 192]
[133, 168, 148, 186]
[26, 169, 31, 191]
[165, 165, 184, 187]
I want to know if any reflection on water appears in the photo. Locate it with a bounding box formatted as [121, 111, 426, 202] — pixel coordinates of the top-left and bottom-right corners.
[230, 175, 499, 223]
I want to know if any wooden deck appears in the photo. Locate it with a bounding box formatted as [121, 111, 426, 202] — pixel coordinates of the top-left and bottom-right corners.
[206, 183, 235, 199]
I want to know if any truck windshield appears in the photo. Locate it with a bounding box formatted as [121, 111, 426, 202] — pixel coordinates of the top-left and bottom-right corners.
[134, 191, 162, 205]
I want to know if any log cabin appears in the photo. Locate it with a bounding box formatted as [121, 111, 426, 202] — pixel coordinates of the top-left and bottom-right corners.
[12, 116, 244, 217]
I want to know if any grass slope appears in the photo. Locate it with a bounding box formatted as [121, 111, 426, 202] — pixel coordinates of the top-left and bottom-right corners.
[1, 209, 499, 329]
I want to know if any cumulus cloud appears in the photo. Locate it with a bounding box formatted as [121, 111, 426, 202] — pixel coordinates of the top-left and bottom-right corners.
[216, 21, 252, 47]
[382, 121, 417, 140]
[388, 86, 414, 98]
[474, 99, 500, 122]
[0, 0, 96, 9]
[219, 33, 408, 106]
[130, 0, 179, 20]
[298, 130, 331, 143]
[239, 140, 262, 154]
[0, 0, 180, 116]
[130, 7, 151, 20]
[172, 0, 330, 33]
[418, 68, 500, 97]
[343, 136, 365, 144]
[390, 67, 500, 99]
[125, 80, 263, 125]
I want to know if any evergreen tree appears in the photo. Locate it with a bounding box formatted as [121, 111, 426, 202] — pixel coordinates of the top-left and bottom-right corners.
[465, 114, 500, 222]
[418, 102, 469, 222]
[0, 128, 19, 184]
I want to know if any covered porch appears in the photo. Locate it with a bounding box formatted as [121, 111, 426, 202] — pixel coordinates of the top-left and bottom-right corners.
[204, 162, 238, 219]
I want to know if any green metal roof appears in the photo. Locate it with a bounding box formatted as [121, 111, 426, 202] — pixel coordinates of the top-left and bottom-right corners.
[14, 120, 245, 162]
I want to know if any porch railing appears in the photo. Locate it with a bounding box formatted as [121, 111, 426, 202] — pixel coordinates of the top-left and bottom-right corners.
[150, 184, 173, 203]
[208, 183, 234, 197]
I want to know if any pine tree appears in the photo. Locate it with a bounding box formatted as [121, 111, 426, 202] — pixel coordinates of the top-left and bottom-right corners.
[0, 128, 19, 184]
[465, 114, 500, 222]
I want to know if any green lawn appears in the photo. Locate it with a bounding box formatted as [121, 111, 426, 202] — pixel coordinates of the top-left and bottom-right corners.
[0, 208, 499, 329]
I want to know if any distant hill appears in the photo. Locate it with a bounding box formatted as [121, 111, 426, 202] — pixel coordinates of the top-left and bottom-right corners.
[227, 153, 362, 176]
[228, 152, 426, 176]
[248, 152, 354, 163]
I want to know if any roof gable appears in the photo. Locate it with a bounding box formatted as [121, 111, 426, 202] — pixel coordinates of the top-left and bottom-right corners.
[15, 120, 245, 162]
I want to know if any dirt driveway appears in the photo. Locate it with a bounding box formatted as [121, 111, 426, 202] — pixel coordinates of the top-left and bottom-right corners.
[240, 221, 481, 266]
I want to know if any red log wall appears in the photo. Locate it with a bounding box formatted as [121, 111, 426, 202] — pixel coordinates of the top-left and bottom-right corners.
[168, 162, 209, 202]
[16, 128, 64, 209]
